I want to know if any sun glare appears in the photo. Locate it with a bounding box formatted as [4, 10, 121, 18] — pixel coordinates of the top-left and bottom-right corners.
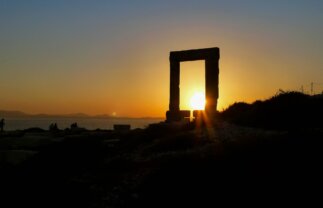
[189, 92, 206, 110]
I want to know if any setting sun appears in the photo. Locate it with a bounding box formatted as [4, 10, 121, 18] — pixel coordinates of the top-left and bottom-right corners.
[189, 92, 206, 110]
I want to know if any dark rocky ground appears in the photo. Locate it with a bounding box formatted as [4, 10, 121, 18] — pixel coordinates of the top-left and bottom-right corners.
[1, 92, 322, 207]
[1, 122, 322, 207]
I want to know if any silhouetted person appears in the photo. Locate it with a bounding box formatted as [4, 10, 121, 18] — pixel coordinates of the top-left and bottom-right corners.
[49, 123, 54, 131]
[49, 123, 58, 131]
[0, 118, 5, 132]
[71, 122, 78, 129]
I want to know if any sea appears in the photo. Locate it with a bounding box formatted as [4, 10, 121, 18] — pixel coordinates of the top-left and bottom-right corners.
[3, 117, 164, 131]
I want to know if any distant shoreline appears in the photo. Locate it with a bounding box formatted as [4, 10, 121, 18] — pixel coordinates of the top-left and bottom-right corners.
[0, 116, 164, 131]
[0, 110, 163, 120]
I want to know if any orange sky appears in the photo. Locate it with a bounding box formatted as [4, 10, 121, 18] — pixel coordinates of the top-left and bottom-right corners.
[1, 1, 323, 117]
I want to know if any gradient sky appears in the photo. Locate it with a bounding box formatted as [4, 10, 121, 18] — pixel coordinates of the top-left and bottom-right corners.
[1, 0, 322, 117]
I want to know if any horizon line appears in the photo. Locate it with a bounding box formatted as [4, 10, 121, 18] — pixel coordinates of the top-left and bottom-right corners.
[0, 109, 164, 119]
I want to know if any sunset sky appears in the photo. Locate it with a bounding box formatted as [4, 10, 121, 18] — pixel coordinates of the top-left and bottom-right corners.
[1, 0, 322, 117]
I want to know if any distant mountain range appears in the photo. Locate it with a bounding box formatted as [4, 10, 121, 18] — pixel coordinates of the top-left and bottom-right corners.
[0, 110, 104, 118]
[0, 110, 162, 119]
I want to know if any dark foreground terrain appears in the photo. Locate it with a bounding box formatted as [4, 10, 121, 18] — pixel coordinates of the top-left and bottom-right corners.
[1, 92, 322, 207]
[1, 123, 322, 207]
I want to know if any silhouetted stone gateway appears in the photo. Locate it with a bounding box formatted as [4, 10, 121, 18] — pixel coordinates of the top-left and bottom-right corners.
[166, 47, 220, 122]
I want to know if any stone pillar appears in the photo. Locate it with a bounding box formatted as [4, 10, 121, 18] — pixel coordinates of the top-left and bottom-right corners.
[169, 60, 180, 112]
[205, 58, 219, 118]
[166, 60, 181, 122]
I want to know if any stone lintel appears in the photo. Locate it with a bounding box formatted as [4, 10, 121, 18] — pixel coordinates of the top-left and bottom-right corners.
[170, 47, 219, 62]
